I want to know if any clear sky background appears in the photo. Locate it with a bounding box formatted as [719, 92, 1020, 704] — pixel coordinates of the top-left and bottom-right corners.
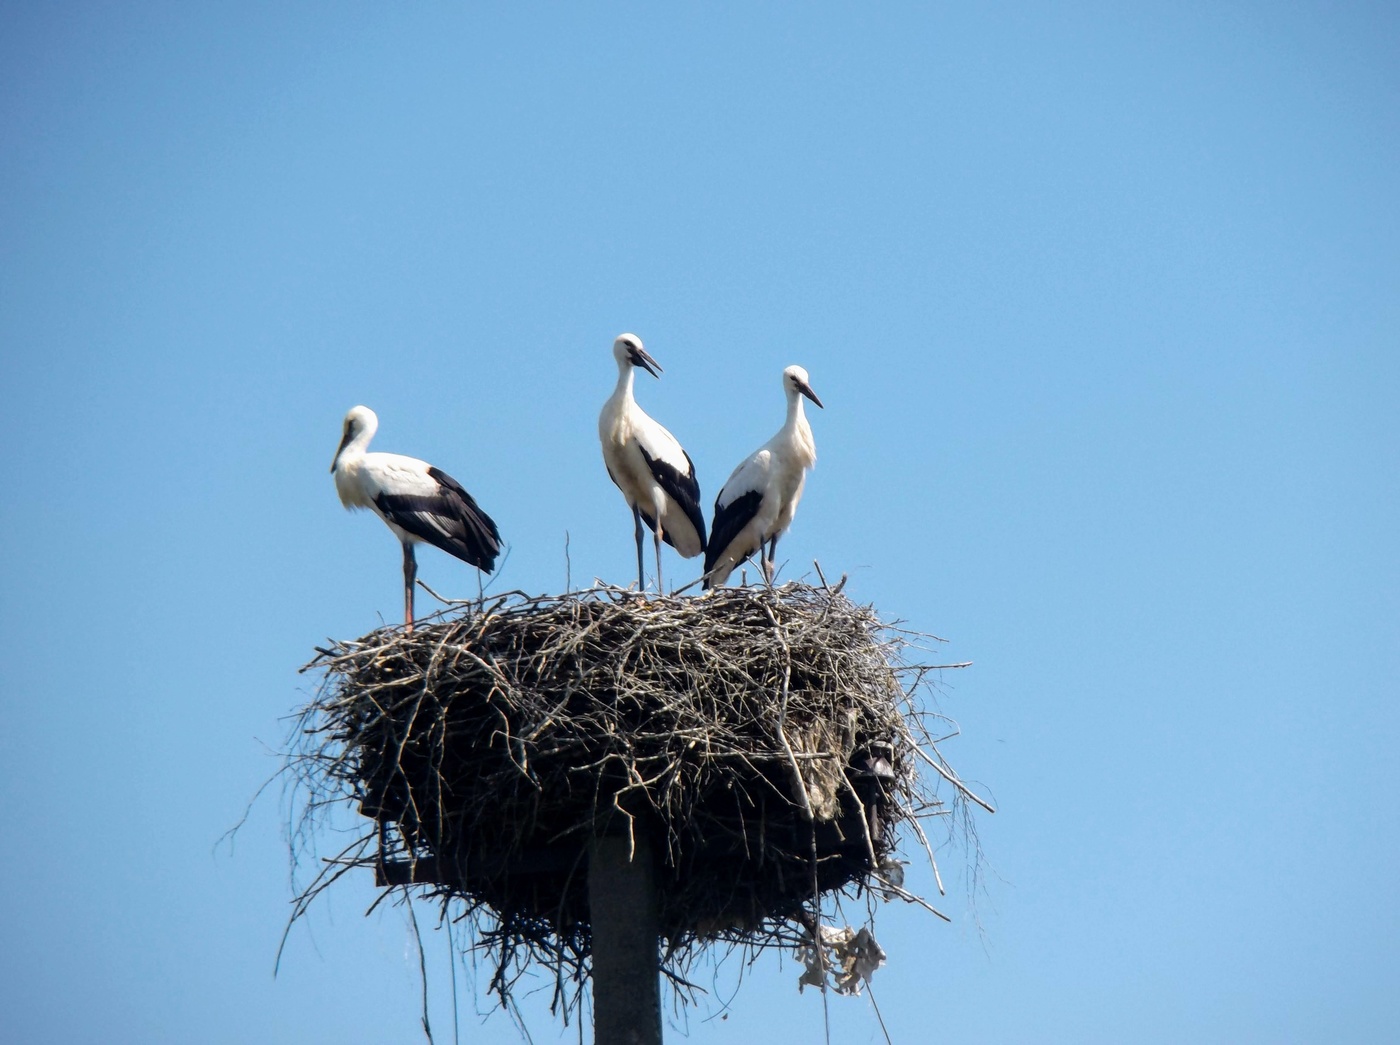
[2, 3, 1396, 1043]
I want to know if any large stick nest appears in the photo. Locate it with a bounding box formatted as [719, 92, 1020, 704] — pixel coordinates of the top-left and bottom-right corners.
[288, 581, 983, 1010]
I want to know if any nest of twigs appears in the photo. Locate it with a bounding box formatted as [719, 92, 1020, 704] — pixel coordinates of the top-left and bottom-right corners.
[287, 580, 984, 1013]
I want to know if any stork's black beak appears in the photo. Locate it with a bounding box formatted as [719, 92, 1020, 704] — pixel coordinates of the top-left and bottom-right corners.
[799, 381, 824, 409]
[631, 346, 663, 379]
[331, 428, 352, 472]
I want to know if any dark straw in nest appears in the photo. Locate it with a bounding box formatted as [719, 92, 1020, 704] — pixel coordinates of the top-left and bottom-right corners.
[286, 579, 987, 1014]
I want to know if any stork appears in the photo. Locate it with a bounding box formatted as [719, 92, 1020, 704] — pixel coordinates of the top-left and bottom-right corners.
[331, 405, 501, 632]
[704, 365, 823, 588]
[598, 333, 707, 592]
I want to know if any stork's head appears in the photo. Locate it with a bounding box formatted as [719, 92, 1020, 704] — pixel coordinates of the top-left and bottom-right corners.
[613, 333, 662, 378]
[783, 365, 823, 408]
[332, 405, 378, 471]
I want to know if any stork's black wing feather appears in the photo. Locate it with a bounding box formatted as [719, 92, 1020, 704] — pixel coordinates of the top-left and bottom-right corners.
[376, 466, 502, 571]
[704, 489, 763, 576]
[638, 446, 707, 552]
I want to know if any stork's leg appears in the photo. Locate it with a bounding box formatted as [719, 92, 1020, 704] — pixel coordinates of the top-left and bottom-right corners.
[402, 542, 418, 634]
[763, 535, 779, 585]
[633, 505, 645, 591]
[654, 525, 664, 594]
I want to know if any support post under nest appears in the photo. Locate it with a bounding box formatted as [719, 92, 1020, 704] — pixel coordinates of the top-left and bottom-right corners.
[589, 829, 662, 1045]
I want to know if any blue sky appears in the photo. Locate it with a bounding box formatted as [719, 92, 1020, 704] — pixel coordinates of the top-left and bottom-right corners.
[2, 3, 1396, 1042]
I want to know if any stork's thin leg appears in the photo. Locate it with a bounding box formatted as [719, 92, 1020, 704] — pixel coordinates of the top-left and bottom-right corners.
[402, 542, 418, 634]
[633, 505, 645, 591]
[763, 535, 779, 585]
[654, 525, 664, 594]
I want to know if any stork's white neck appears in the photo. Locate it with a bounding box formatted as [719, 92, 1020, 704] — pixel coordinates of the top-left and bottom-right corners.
[772, 387, 816, 468]
[334, 418, 377, 471]
[613, 359, 636, 399]
[332, 414, 380, 509]
[783, 389, 806, 430]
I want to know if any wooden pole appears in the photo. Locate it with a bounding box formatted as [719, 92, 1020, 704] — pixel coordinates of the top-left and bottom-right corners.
[588, 829, 662, 1045]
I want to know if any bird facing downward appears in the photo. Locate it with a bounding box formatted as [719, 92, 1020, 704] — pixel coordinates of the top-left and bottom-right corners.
[331, 405, 501, 633]
[704, 365, 823, 588]
[598, 333, 707, 592]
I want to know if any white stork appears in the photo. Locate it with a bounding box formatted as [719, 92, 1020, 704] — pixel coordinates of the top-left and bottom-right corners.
[598, 333, 707, 591]
[331, 405, 501, 632]
[704, 365, 823, 588]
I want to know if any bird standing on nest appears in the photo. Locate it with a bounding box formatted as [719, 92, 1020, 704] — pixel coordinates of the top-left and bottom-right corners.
[331, 405, 501, 633]
[704, 365, 823, 588]
[598, 333, 707, 592]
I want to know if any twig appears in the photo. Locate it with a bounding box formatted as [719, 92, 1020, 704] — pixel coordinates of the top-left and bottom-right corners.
[912, 745, 997, 813]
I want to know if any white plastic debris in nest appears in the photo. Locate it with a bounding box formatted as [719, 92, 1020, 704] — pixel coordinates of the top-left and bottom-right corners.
[874, 856, 907, 901]
[796, 924, 887, 996]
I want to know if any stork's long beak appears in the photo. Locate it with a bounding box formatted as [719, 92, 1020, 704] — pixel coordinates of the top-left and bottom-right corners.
[331, 429, 352, 472]
[631, 346, 663, 379]
[798, 381, 824, 409]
